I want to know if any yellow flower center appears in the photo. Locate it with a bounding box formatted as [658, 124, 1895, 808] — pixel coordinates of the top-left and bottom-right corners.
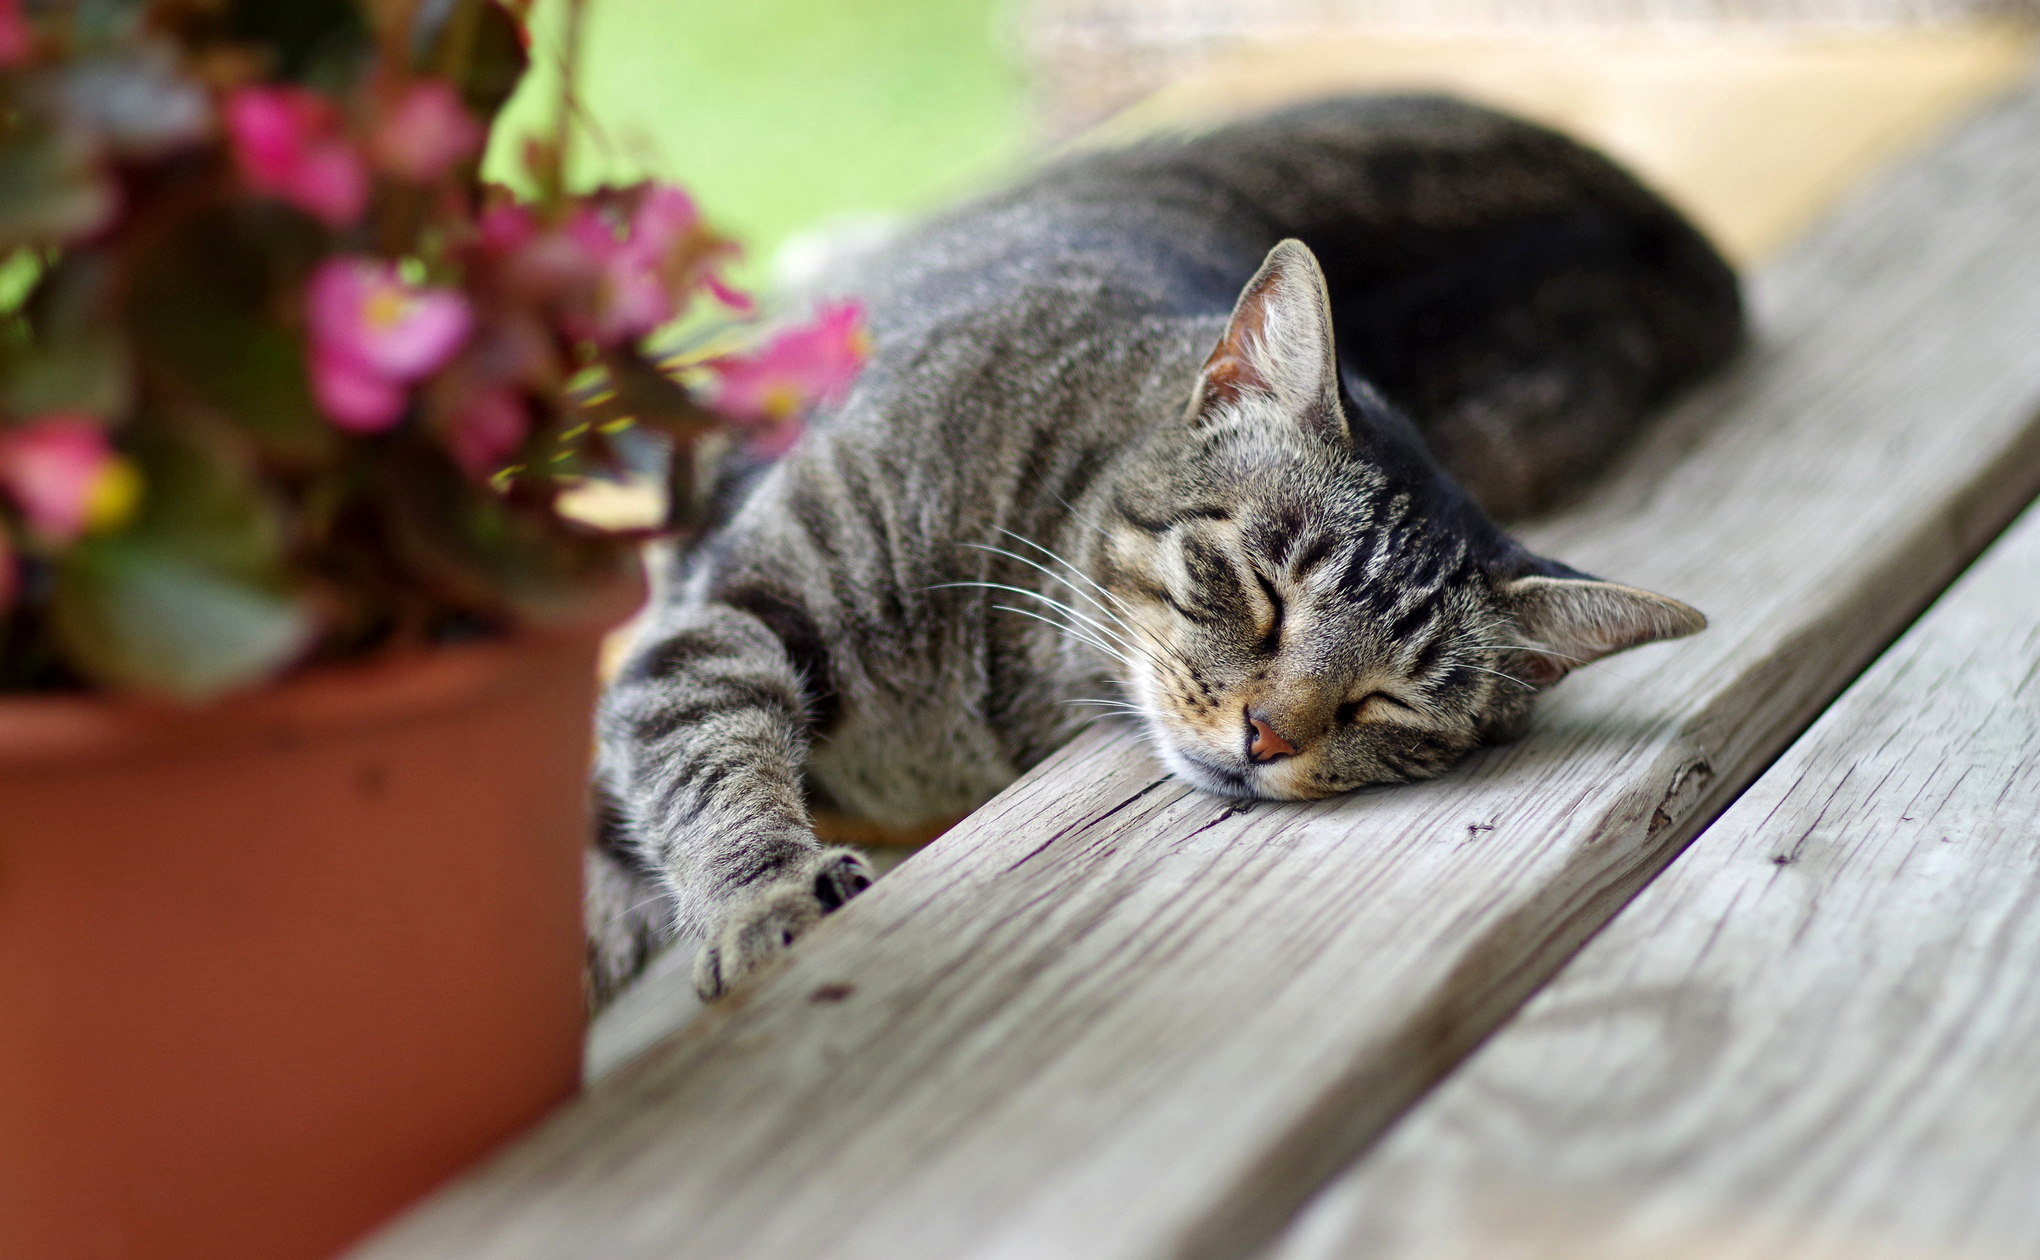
[761, 383, 802, 420]
[85, 458, 143, 534]
[364, 287, 412, 331]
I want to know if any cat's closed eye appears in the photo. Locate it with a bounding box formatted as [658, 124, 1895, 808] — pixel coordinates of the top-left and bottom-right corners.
[1336, 692, 1407, 724]
[1251, 570, 1284, 650]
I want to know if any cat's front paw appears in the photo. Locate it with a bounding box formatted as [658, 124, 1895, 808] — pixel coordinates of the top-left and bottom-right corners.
[693, 847, 873, 1000]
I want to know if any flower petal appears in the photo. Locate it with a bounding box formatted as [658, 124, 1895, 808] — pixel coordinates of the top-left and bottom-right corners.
[627, 185, 700, 258]
[706, 300, 869, 423]
[371, 288, 473, 379]
[225, 85, 367, 227]
[444, 387, 530, 477]
[0, 414, 128, 543]
[307, 256, 473, 389]
[704, 272, 755, 314]
[372, 80, 484, 183]
[289, 141, 369, 227]
[0, 0, 32, 67]
[594, 258, 673, 345]
[310, 345, 408, 432]
[479, 201, 539, 254]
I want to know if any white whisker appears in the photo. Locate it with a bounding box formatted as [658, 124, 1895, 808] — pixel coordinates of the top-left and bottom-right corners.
[1485, 642, 1586, 663]
[939, 580, 1144, 658]
[1001, 524, 1165, 642]
[993, 531, 1152, 628]
[1457, 662, 1536, 691]
[990, 604, 1133, 668]
[966, 537, 1177, 662]
[985, 529, 1187, 666]
[966, 540, 1128, 627]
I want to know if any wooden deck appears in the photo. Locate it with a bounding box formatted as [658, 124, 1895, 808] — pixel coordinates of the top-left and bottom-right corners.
[1264, 482, 2040, 1260]
[354, 50, 2040, 1260]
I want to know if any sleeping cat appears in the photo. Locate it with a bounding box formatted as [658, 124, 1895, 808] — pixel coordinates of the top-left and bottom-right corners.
[588, 94, 1742, 1005]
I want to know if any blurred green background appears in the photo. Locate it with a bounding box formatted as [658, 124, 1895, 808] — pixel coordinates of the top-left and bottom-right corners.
[486, 0, 1032, 287]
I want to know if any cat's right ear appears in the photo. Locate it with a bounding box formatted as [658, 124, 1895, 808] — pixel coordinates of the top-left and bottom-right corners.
[1188, 239, 1346, 445]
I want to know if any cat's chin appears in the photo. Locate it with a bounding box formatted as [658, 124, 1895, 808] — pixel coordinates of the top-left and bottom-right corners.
[1153, 740, 1357, 803]
[1156, 745, 1266, 801]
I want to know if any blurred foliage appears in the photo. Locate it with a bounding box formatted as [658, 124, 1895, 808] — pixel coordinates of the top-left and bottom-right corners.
[0, 0, 866, 699]
[485, 0, 1028, 283]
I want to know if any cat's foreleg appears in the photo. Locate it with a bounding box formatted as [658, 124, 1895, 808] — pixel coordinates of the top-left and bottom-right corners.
[597, 602, 872, 1000]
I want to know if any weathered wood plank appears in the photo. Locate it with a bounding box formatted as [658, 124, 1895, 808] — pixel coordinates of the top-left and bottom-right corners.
[352, 78, 2040, 1260]
[1265, 488, 2040, 1260]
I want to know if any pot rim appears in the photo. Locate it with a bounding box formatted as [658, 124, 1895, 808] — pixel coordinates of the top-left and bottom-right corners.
[0, 576, 644, 772]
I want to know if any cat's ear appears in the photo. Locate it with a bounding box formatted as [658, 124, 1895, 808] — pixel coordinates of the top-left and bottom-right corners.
[1500, 576, 1706, 686]
[1190, 239, 1346, 444]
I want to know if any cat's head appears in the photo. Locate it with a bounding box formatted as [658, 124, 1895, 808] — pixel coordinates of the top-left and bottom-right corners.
[1094, 239, 1703, 800]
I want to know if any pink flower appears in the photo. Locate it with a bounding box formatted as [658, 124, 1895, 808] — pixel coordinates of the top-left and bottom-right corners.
[309, 345, 405, 431]
[478, 201, 539, 254]
[306, 258, 473, 432]
[225, 86, 368, 227]
[371, 80, 483, 183]
[444, 387, 529, 477]
[703, 273, 753, 314]
[562, 184, 748, 344]
[628, 185, 702, 256]
[705, 302, 870, 454]
[564, 209, 670, 345]
[0, 415, 142, 543]
[0, 0, 33, 66]
[629, 186, 753, 313]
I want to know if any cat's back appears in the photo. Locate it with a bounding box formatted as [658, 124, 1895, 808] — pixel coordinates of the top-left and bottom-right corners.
[843, 94, 1672, 337]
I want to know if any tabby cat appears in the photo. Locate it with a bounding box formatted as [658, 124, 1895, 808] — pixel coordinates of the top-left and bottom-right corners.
[588, 95, 1742, 1004]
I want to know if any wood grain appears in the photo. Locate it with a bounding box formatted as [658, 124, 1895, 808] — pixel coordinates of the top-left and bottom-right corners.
[1264, 485, 2040, 1260]
[354, 77, 2040, 1260]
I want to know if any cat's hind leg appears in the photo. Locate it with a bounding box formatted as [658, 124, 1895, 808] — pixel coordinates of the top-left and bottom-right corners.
[583, 840, 668, 1011]
[1332, 209, 1742, 519]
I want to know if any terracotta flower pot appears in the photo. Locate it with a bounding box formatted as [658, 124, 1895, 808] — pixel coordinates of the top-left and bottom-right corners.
[0, 591, 638, 1260]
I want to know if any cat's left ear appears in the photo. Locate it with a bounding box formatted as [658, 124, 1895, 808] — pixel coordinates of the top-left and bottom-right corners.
[1501, 576, 1706, 686]
[1189, 239, 1346, 444]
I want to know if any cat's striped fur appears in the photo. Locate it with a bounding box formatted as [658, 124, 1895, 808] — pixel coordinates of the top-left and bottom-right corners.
[590, 95, 1741, 1004]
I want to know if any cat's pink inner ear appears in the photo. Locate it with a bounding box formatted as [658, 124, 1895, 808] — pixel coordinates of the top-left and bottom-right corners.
[1192, 240, 1343, 430]
[1198, 271, 1278, 408]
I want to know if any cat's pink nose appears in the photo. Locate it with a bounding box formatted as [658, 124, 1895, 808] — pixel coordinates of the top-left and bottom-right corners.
[1246, 711, 1297, 763]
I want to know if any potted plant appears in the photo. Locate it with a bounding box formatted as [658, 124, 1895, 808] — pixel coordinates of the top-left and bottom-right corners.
[0, 2, 864, 1256]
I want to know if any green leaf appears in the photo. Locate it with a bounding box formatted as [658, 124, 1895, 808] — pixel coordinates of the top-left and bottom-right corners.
[0, 110, 116, 251]
[53, 540, 312, 700]
[0, 251, 134, 418]
[123, 425, 290, 575]
[374, 440, 629, 623]
[0, 249, 44, 314]
[446, 0, 529, 122]
[221, 0, 372, 91]
[124, 202, 336, 468]
[49, 425, 312, 699]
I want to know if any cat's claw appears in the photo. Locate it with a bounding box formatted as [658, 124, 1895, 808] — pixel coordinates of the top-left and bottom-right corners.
[694, 847, 874, 1000]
